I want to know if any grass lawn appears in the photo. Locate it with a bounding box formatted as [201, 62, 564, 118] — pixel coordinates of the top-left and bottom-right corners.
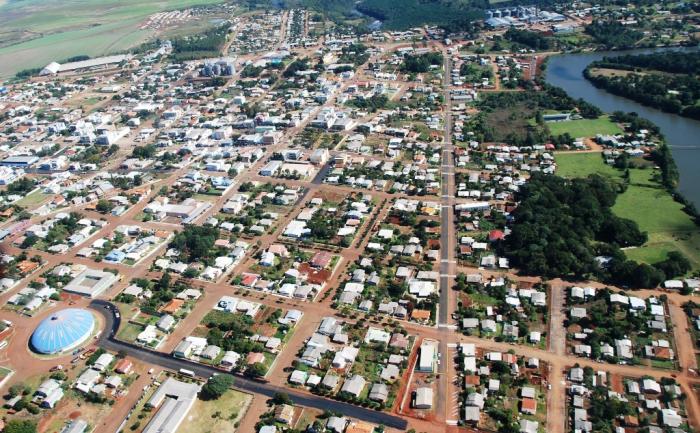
[547, 116, 623, 138]
[613, 169, 700, 269]
[116, 322, 144, 342]
[178, 389, 251, 433]
[0, 366, 12, 382]
[14, 190, 50, 207]
[555, 152, 620, 179]
[554, 154, 700, 270]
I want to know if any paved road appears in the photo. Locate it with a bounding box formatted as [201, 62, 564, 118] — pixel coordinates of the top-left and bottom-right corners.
[88, 300, 409, 430]
[437, 51, 458, 425]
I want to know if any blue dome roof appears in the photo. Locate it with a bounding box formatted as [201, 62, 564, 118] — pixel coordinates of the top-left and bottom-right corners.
[31, 308, 95, 354]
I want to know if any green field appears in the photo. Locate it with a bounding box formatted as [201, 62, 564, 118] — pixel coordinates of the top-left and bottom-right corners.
[0, 0, 228, 78]
[547, 116, 623, 138]
[178, 389, 251, 433]
[555, 152, 700, 269]
[555, 152, 620, 179]
[613, 169, 700, 268]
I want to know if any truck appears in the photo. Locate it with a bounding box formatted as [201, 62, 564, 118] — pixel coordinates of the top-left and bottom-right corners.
[178, 368, 196, 378]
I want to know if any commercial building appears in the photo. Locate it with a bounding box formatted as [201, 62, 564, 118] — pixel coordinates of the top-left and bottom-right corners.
[143, 377, 201, 433]
[40, 55, 130, 76]
[30, 308, 95, 354]
[1, 155, 39, 168]
[417, 341, 437, 373]
[63, 268, 119, 298]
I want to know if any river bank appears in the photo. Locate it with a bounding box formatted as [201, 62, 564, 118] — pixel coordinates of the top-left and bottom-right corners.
[544, 47, 700, 209]
[544, 48, 700, 269]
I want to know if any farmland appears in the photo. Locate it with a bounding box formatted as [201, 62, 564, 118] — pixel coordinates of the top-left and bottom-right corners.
[0, 0, 228, 78]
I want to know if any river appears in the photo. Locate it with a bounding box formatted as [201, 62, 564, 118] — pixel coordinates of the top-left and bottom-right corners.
[544, 47, 700, 208]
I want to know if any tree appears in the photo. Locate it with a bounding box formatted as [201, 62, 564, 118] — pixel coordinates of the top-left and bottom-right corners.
[200, 374, 235, 400]
[272, 392, 293, 405]
[246, 362, 267, 378]
[4, 420, 38, 433]
[157, 272, 171, 291]
[96, 199, 114, 214]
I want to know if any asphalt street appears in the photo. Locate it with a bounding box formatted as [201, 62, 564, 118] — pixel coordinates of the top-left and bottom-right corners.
[89, 300, 408, 430]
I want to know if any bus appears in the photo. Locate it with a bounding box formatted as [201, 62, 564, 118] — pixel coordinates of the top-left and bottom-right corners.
[178, 368, 196, 378]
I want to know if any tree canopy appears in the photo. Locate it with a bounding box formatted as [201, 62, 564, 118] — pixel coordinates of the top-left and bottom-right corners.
[503, 173, 646, 279]
[200, 374, 235, 400]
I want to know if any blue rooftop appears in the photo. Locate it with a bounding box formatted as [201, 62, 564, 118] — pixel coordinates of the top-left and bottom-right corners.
[105, 250, 126, 263]
[30, 308, 95, 354]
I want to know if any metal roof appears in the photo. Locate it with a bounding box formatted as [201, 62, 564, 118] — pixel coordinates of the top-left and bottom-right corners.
[30, 308, 95, 354]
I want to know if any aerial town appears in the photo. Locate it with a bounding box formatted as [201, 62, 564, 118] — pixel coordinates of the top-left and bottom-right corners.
[0, 1, 699, 433]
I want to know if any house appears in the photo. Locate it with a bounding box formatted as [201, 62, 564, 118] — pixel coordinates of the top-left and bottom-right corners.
[274, 404, 295, 425]
[418, 341, 437, 372]
[156, 314, 176, 332]
[414, 387, 433, 409]
[220, 351, 241, 370]
[569, 367, 584, 382]
[289, 370, 308, 385]
[321, 372, 340, 390]
[381, 364, 400, 382]
[642, 378, 661, 394]
[326, 416, 348, 433]
[36, 379, 61, 398]
[369, 383, 389, 403]
[201, 345, 222, 360]
[365, 327, 391, 345]
[341, 375, 366, 397]
[92, 353, 114, 371]
[41, 388, 64, 408]
[464, 406, 481, 423]
[466, 392, 485, 409]
[520, 419, 539, 433]
[661, 408, 683, 427]
[114, 359, 133, 374]
[332, 346, 359, 369]
[318, 317, 338, 335]
[520, 398, 537, 415]
[246, 352, 265, 365]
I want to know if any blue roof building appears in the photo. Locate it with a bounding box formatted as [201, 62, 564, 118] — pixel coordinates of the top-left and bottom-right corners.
[105, 250, 126, 263]
[30, 309, 95, 354]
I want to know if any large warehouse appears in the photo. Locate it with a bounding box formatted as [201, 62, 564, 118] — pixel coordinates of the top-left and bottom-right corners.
[30, 308, 96, 354]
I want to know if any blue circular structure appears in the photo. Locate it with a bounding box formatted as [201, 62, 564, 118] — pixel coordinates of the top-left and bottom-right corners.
[30, 308, 95, 354]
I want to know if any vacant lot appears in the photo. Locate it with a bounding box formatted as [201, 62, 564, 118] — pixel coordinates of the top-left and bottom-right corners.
[547, 116, 623, 138]
[178, 389, 251, 433]
[0, 0, 227, 78]
[483, 103, 538, 143]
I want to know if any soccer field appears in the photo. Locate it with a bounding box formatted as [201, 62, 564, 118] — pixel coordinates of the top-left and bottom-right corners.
[547, 116, 623, 138]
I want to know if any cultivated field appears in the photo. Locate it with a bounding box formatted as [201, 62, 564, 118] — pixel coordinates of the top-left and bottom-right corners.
[0, 0, 227, 78]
